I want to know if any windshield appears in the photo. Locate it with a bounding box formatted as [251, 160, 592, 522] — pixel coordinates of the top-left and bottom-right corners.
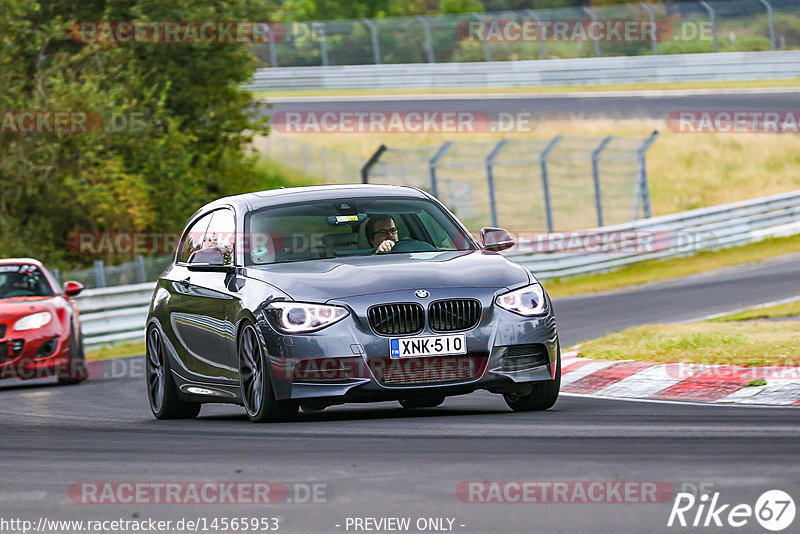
[244, 197, 476, 265]
[0, 264, 54, 298]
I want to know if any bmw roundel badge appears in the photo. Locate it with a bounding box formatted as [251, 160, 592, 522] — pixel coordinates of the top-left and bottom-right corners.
[414, 289, 430, 299]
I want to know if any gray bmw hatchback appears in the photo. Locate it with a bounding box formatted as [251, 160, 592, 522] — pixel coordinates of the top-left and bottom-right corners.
[146, 184, 560, 422]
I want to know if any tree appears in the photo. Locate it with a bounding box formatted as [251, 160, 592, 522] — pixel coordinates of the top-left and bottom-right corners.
[0, 0, 273, 266]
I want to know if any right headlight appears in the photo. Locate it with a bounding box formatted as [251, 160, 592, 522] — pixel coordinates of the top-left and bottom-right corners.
[495, 284, 547, 316]
[265, 302, 349, 334]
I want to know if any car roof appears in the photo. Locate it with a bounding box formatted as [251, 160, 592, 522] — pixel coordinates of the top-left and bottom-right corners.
[0, 258, 44, 267]
[203, 184, 432, 214]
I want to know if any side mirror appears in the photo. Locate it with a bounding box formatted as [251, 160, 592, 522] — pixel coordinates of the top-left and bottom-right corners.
[64, 281, 84, 297]
[187, 247, 234, 272]
[480, 227, 515, 252]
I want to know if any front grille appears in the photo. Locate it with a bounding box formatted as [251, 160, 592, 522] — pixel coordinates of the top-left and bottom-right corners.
[0, 339, 24, 364]
[368, 303, 424, 336]
[428, 299, 481, 332]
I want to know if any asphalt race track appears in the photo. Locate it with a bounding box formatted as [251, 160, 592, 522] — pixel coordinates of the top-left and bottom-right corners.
[262, 89, 800, 120]
[1, 257, 799, 533]
[553, 252, 800, 346]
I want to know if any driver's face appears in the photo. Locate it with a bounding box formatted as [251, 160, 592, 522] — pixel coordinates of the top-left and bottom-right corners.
[371, 218, 398, 247]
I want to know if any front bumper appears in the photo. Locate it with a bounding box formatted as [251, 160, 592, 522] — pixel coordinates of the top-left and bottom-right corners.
[0, 328, 70, 380]
[257, 287, 559, 402]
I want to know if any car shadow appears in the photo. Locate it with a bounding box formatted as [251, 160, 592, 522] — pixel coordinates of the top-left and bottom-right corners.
[199, 404, 510, 424]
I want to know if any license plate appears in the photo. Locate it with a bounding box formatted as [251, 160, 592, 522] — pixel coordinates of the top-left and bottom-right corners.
[390, 333, 467, 358]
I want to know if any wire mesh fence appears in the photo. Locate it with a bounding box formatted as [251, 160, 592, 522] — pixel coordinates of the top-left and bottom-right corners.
[363, 134, 659, 233]
[250, 0, 799, 68]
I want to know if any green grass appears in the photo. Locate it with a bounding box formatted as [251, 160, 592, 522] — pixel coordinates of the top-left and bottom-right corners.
[87, 341, 144, 362]
[711, 300, 800, 322]
[543, 235, 800, 297]
[577, 321, 800, 367]
[253, 78, 800, 98]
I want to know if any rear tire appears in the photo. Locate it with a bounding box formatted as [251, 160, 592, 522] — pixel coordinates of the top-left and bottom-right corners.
[145, 326, 201, 420]
[503, 352, 560, 412]
[238, 322, 298, 423]
[399, 397, 445, 409]
[57, 322, 87, 385]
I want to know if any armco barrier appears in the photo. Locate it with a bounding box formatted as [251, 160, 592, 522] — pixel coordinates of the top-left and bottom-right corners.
[75, 282, 154, 351]
[246, 51, 800, 91]
[75, 190, 800, 349]
[508, 189, 800, 279]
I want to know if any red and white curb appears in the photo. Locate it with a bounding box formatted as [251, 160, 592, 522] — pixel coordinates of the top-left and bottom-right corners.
[561, 348, 800, 406]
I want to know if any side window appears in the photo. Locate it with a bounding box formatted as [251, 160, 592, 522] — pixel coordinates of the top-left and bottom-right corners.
[203, 209, 236, 265]
[177, 212, 214, 263]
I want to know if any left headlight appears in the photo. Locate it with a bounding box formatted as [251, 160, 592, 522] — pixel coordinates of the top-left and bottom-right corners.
[495, 284, 548, 316]
[265, 302, 349, 334]
[13, 311, 53, 331]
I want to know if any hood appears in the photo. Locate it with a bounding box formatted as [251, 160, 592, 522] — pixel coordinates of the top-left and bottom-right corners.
[0, 297, 59, 324]
[244, 250, 531, 301]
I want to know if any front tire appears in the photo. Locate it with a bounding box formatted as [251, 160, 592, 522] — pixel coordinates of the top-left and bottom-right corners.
[503, 352, 560, 412]
[238, 322, 298, 423]
[145, 326, 201, 420]
[57, 322, 87, 385]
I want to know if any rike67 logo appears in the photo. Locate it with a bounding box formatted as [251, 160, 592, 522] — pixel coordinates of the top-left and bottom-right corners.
[668, 489, 795, 531]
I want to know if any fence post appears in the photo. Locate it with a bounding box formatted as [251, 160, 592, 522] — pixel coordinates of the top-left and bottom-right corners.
[311, 22, 329, 66]
[699, 1, 717, 52]
[93, 260, 106, 288]
[362, 18, 381, 64]
[361, 145, 388, 183]
[640, 3, 659, 55]
[633, 131, 659, 220]
[429, 141, 453, 198]
[473, 14, 492, 62]
[591, 136, 613, 227]
[416, 15, 436, 63]
[485, 139, 508, 227]
[134, 255, 146, 283]
[582, 7, 602, 57]
[540, 136, 562, 233]
[266, 24, 279, 67]
[525, 10, 546, 59]
[758, 0, 777, 50]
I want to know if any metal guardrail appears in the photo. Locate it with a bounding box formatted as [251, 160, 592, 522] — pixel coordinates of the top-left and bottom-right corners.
[246, 51, 800, 90]
[76, 190, 800, 350]
[508, 189, 800, 279]
[75, 282, 154, 351]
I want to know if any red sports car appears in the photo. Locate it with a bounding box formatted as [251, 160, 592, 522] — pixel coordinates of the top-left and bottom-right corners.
[0, 258, 87, 384]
